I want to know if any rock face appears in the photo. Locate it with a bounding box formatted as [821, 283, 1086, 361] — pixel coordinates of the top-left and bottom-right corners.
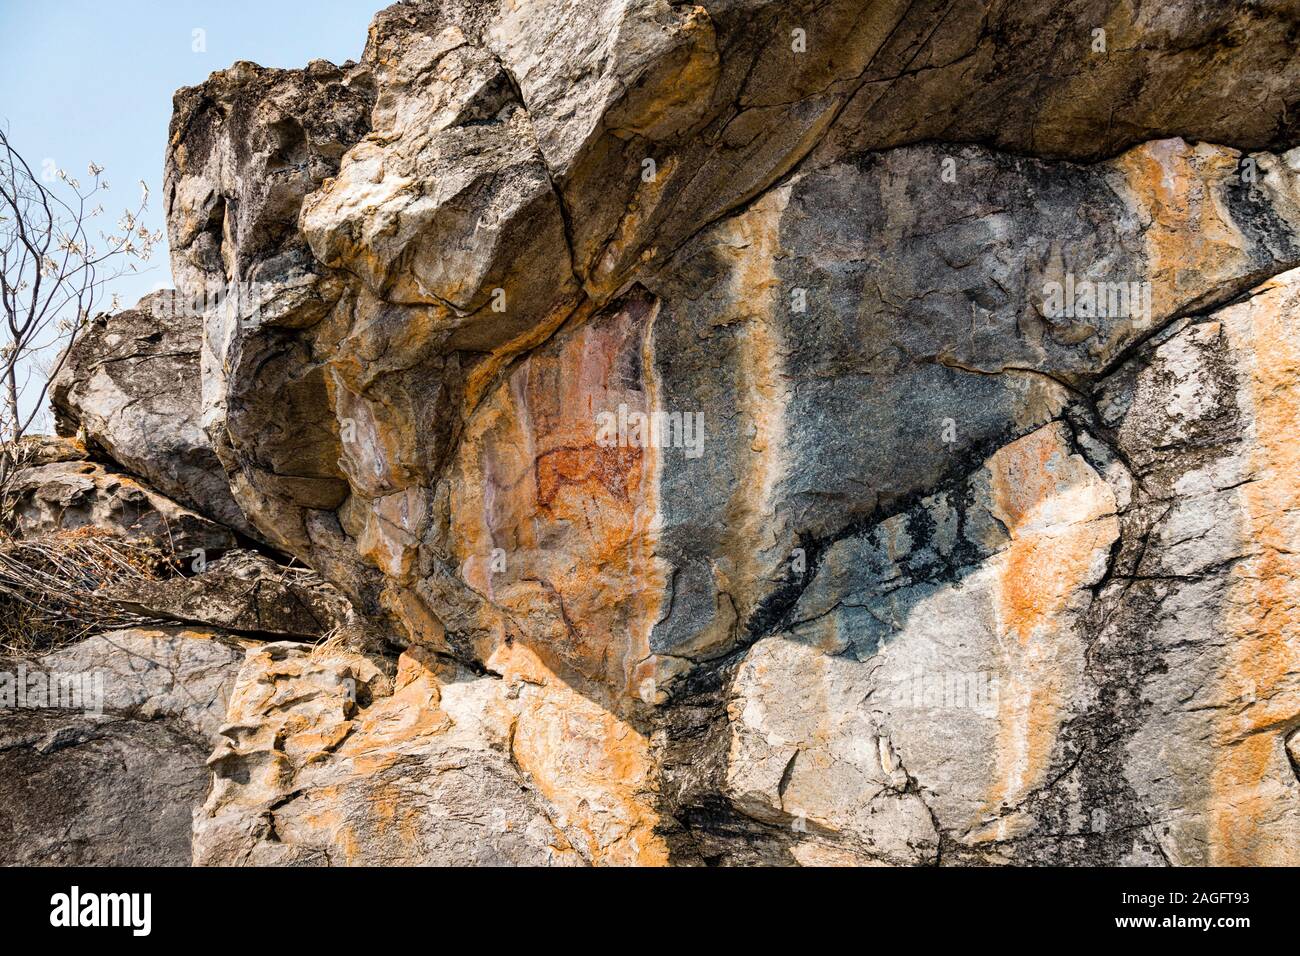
[192, 643, 587, 865]
[51, 292, 259, 539]
[0, 710, 212, 866]
[7, 458, 237, 554]
[1092, 275, 1300, 866]
[36, 626, 254, 737]
[103, 550, 359, 641]
[191, 638, 668, 865]
[0, 627, 252, 865]
[7, 0, 1300, 866]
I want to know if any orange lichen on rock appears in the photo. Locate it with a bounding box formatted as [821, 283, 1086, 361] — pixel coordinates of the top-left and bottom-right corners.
[979, 423, 1118, 836]
[1211, 275, 1300, 865]
[451, 292, 669, 701]
[1113, 139, 1249, 320]
[492, 641, 668, 866]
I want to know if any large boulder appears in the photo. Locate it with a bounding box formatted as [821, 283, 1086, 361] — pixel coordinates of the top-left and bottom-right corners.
[103, 550, 359, 642]
[36, 625, 254, 737]
[163, 0, 1300, 686]
[0, 626, 259, 865]
[192, 642, 594, 865]
[51, 291, 258, 539]
[1088, 271, 1300, 866]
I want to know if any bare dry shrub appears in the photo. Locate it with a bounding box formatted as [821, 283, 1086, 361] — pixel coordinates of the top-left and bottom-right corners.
[0, 526, 174, 655]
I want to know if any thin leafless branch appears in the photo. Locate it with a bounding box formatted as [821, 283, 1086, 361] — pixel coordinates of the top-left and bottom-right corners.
[0, 125, 161, 459]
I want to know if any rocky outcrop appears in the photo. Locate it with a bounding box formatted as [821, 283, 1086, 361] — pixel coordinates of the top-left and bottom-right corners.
[103, 550, 359, 641]
[35, 626, 254, 737]
[149, 0, 1300, 867]
[3, 292, 368, 864]
[1091, 272, 1300, 866]
[0, 625, 251, 866]
[51, 292, 259, 538]
[6, 0, 1300, 866]
[193, 638, 668, 865]
[0, 453, 364, 864]
[0, 710, 211, 866]
[192, 643, 590, 865]
[7, 458, 238, 554]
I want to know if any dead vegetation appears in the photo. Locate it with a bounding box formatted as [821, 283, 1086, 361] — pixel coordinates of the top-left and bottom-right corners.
[0, 435, 37, 531]
[0, 526, 176, 655]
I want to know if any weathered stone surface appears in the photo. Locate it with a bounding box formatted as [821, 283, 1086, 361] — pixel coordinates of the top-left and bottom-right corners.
[193, 642, 588, 865]
[698, 267, 1300, 866]
[710, 420, 1123, 861]
[0, 624, 262, 866]
[51, 291, 258, 538]
[167, 3, 1300, 703]
[193, 637, 667, 865]
[727, 637, 941, 865]
[20, 0, 1292, 866]
[1088, 268, 1300, 866]
[15, 434, 88, 466]
[103, 550, 357, 642]
[36, 626, 252, 737]
[165, 58, 376, 564]
[0, 710, 209, 866]
[8, 459, 237, 554]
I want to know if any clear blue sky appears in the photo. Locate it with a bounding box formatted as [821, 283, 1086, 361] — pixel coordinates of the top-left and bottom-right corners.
[0, 0, 385, 308]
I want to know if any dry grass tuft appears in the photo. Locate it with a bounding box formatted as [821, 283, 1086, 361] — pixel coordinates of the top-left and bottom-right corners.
[0, 526, 176, 656]
[309, 624, 347, 660]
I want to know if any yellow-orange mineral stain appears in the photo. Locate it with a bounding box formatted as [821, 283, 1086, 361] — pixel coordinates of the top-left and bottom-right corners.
[498, 643, 668, 866]
[980, 424, 1118, 837]
[1211, 277, 1300, 865]
[451, 294, 667, 701]
[1114, 139, 1247, 320]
